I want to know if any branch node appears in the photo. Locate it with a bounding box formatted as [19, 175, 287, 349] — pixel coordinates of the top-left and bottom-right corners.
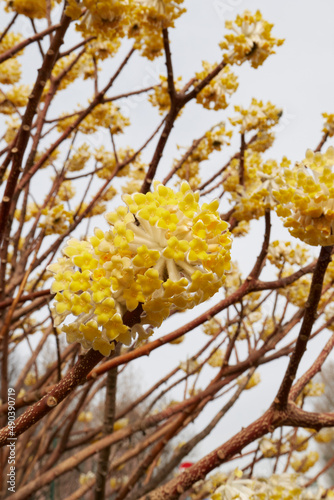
[46, 396, 58, 407]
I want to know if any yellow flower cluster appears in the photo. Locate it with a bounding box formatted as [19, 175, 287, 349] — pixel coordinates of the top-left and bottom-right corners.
[289, 433, 309, 452]
[223, 261, 241, 293]
[202, 318, 222, 336]
[237, 372, 261, 389]
[229, 98, 282, 134]
[0, 58, 21, 85]
[86, 37, 122, 60]
[66, 143, 91, 172]
[0, 31, 23, 55]
[278, 270, 311, 309]
[274, 147, 334, 246]
[208, 348, 225, 368]
[148, 75, 182, 115]
[49, 182, 231, 356]
[24, 372, 37, 386]
[94, 146, 132, 179]
[114, 417, 129, 430]
[212, 472, 333, 500]
[56, 180, 76, 203]
[291, 451, 319, 473]
[248, 130, 275, 153]
[179, 359, 200, 374]
[314, 428, 334, 443]
[128, 0, 186, 60]
[69, 0, 129, 38]
[66, 0, 185, 60]
[302, 380, 325, 398]
[41, 205, 74, 235]
[322, 112, 334, 137]
[34, 148, 60, 170]
[42, 53, 95, 98]
[0, 84, 30, 114]
[195, 63, 238, 111]
[294, 380, 325, 407]
[223, 152, 285, 222]
[4, 0, 59, 18]
[267, 240, 310, 269]
[57, 103, 129, 135]
[15, 202, 39, 223]
[77, 411, 93, 423]
[4, 117, 20, 144]
[259, 437, 289, 458]
[220, 10, 284, 68]
[79, 471, 95, 486]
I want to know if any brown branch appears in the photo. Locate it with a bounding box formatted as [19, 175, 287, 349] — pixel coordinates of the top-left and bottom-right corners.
[3, 375, 235, 499]
[239, 133, 246, 186]
[314, 132, 329, 153]
[140, 106, 180, 194]
[304, 454, 334, 487]
[162, 27, 176, 100]
[136, 371, 253, 498]
[0, 23, 60, 64]
[283, 404, 334, 430]
[0, 289, 51, 310]
[0, 13, 18, 45]
[198, 133, 258, 191]
[0, 348, 103, 447]
[0, 305, 143, 445]
[289, 331, 334, 402]
[0, 14, 72, 244]
[274, 245, 333, 409]
[115, 414, 187, 500]
[182, 60, 226, 104]
[58, 35, 96, 58]
[162, 125, 221, 186]
[15, 46, 135, 192]
[248, 209, 271, 280]
[255, 259, 317, 291]
[139, 408, 279, 500]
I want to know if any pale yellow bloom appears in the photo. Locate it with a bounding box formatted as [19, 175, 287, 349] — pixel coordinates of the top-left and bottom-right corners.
[0, 58, 21, 84]
[291, 451, 319, 473]
[274, 147, 334, 246]
[49, 182, 231, 355]
[220, 10, 284, 68]
[195, 63, 238, 111]
[237, 372, 261, 390]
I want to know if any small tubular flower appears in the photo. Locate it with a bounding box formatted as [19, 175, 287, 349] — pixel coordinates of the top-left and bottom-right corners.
[274, 146, 334, 246]
[49, 182, 231, 355]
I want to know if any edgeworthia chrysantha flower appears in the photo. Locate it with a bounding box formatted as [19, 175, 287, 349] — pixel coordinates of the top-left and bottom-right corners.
[274, 146, 334, 246]
[48, 182, 232, 356]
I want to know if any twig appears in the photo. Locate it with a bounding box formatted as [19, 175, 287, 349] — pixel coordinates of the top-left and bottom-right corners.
[274, 245, 333, 409]
[94, 346, 120, 500]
